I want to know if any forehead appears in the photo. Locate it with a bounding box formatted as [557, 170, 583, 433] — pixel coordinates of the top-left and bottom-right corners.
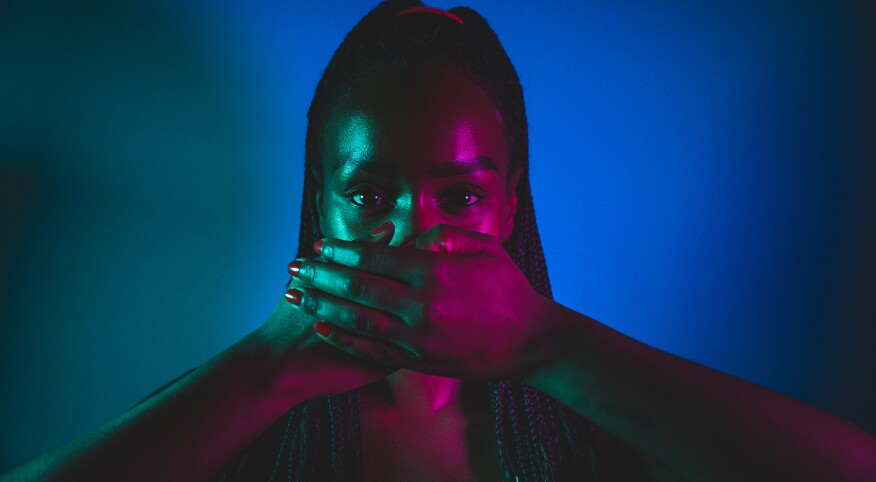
[321, 63, 510, 178]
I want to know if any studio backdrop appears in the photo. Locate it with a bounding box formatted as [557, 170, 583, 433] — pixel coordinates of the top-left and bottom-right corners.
[1, 0, 873, 472]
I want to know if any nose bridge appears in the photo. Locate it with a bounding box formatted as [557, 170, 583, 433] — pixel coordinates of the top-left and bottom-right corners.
[394, 191, 438, 246]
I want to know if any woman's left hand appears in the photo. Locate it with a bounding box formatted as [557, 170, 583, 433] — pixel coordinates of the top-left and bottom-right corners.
[288, 224, 558, 380]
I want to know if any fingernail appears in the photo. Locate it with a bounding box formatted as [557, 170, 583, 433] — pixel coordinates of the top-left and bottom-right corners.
[314, 321, 331, 337]
[370, 222, 391, 236]
[314, 240, 324, 256]
[285, 289, 302, 306]
[288, 260, 302, 277]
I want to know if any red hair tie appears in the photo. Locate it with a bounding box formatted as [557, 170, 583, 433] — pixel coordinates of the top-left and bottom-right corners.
[395, 6, 464, 25]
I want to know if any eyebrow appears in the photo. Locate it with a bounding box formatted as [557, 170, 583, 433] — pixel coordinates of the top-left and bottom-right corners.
[334, 156, 499, 179]
[431, 156, 499, 178]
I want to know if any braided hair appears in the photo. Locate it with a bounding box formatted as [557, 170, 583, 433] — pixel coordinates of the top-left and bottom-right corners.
[214, 1, 604, 480]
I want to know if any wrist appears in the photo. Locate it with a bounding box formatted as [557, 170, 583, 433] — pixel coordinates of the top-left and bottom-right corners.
[519, 298, 570, 380]
[237, 322, 312, 413]
[521, 300, 591, 390]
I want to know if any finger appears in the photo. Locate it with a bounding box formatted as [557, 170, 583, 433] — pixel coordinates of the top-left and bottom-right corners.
[287, 222, 395, 286]
[313, 321, 416, 367]
[285, 285, 401, 338]
[295, 258, 417, 319]
[368, 220, 395, 244]
[316, 238, 438, 283]
[414, 224, 504, 256]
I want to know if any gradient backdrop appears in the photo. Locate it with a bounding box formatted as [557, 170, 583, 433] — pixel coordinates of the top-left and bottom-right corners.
[1, 0, 874, 472]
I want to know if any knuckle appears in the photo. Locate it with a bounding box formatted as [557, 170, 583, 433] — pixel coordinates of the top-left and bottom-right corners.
[331, 331, 350, 349]
[337, 337, 352, 351]
[356, 313, 373, 333]
[407, 299, 427, 325]
[300, 261, 317, 283]
[354, 246, 377, 270]
[301, 291, 320, 315]
[343, 309, 371, 334]
[342, 274, 367, 299]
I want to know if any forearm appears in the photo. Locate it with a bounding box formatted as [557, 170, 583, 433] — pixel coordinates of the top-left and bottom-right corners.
[524, 301, 876, 482]
[2, 329, 303, 482]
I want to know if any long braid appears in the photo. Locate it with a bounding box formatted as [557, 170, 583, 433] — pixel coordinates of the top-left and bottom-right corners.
[523, 385, 548, 480]
[212, 1, 602, 480]
[521, 385, 540, 480]
[266, 411, 294, 481]
[490, 381, 514, 480]
[507, 382, 530, 480]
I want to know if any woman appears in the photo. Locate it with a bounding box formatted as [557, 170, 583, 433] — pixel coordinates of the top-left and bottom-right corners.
[4, 1, 874, 481]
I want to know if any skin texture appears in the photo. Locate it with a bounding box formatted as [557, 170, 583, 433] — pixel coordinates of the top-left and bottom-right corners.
[5, 54, 875, 482]
[287, 63, 876, 481]
[296, 63, 530, 480]
[316, 64, 520, 245]
[306, 64, 539, 375]
[0, 228, 400, 482]
[0, 62, 530, 482]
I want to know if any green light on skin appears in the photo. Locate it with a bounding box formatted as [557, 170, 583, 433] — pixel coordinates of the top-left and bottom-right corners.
[338, 112, 376, 165]
[319, 110, 382, 241]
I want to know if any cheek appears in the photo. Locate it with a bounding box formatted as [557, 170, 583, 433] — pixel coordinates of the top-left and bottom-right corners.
[457, 201, 509, 240]
[321, 198, 368, 240]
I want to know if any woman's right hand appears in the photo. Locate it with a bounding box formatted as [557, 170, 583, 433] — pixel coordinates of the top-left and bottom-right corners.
[0, 223, 400, 482]
[253, 222, 399, 401]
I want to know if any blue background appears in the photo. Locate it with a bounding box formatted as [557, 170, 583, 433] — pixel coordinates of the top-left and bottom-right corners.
[1, 0, 873, 472]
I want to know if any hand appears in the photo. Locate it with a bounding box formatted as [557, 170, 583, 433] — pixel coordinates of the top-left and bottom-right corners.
[254, 222, 399, 400]
[288, 224, 557, 380]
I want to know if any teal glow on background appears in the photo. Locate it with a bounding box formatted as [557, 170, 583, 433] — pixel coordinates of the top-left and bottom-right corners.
[1, 0, 873, 471]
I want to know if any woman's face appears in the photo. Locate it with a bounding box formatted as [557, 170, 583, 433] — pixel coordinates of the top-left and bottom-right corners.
[318, 63, 522, 246]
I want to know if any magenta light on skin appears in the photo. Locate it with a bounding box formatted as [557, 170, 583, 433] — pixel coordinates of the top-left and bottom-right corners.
[1, 0, 873, 474]
[451, 119, 480, 162]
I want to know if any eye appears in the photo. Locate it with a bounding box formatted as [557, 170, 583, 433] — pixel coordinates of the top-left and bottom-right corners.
[349, 189, 384, 207]
[440, 185, 487, 207]
[344, 183, 389, 208]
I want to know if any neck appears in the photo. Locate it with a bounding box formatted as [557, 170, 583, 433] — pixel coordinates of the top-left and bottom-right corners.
[365, 370, 463, 413]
